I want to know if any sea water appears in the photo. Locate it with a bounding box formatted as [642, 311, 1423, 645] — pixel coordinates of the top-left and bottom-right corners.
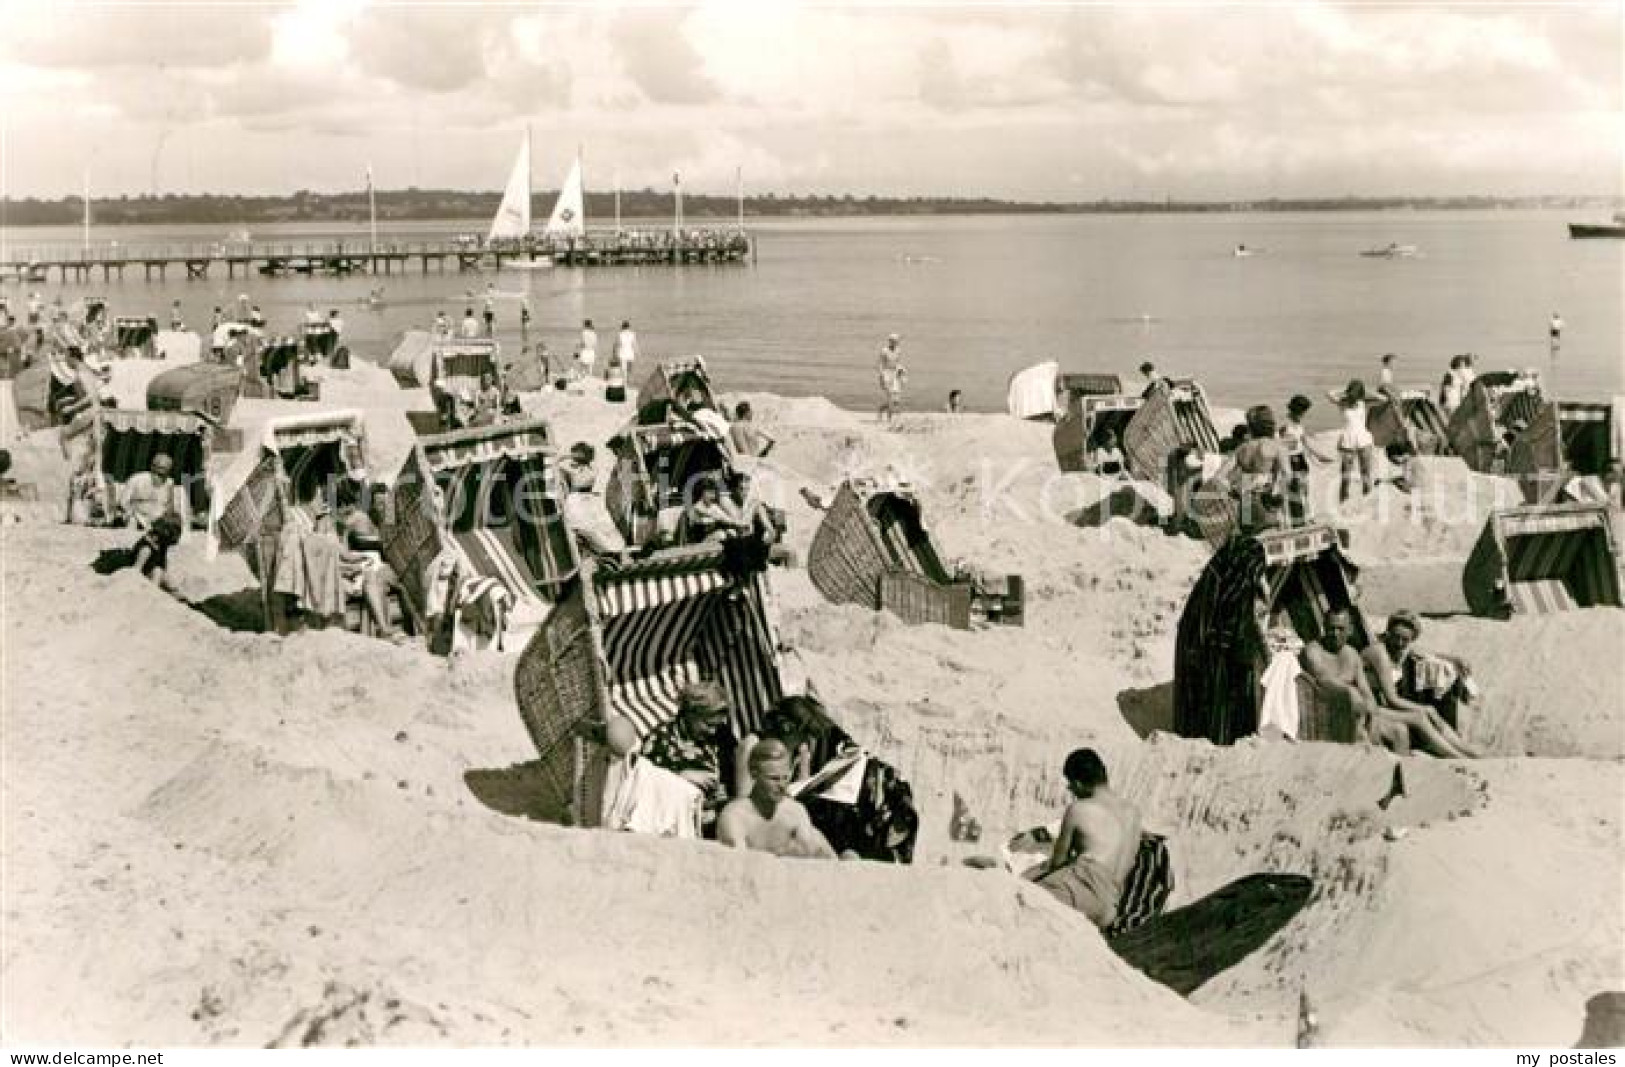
[4, 210, 1619, 426]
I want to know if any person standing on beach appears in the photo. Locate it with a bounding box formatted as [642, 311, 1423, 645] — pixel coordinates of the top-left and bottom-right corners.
[433, 311, 450, 338]
[169, 300, 185, 332]
[614, 320, 638, 379]
[460, 308, 480, 338]
[1024, 748, 1140, 929]
[1378, 354, 1397, 396]
[579, 319, 598, 374]
[1327, 379, 1375, 504]
[877, 333, 906, 426]
[1280, 395, 1333, 524]
[482, 293, 496, 337]
[1549, 311, 1564, 349]
[518, 297, 531, 335]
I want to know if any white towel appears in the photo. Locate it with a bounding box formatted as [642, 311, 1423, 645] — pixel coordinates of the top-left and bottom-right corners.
[602, 755, 701, 838]
[1258, 648, 1304, 739]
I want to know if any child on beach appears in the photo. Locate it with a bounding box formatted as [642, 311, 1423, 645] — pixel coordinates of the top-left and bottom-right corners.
[1280, 395, 1333, 523]
[1327, 379, 1375, 504]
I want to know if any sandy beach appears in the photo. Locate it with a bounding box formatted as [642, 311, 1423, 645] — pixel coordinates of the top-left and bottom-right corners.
[3, 376, 1620, 1047]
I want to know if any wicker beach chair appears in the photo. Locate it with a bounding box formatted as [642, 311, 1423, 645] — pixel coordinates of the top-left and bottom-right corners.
[382, 417, 578, 648]
[513, 545, 788, 825]
[1123, 377, 1223, 485]
[1053, 388, 1144, 473]
[60, 407, 213, 526]
[1447, 371, 1542, 472]
[211, 410, 369, 631]
[633, 357, 718, 426]
[808, 480, 1021, 630]
[111, 316, 159, 360]
[147, 362, 245, 428]
[604, 419, 736, 549]
[1462, 503, 1622, 618]
[1507, 399, 1617, 504]
[1369, 389, 1452, 457]
[1173, 524, 1370, 745]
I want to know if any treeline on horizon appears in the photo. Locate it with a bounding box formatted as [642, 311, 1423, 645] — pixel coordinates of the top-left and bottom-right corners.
[0, 188, 1618, 226]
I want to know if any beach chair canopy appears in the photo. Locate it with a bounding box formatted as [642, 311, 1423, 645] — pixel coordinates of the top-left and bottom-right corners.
[634, 358, 718, 426]
[147, 362, 244, 425]
[1462, 503, 1622, 618]
[1508, 400, 1617, 503]
[383, 418, 578, 630]
[1006, 360, 1059, 421]
[1057, 372, 1124, 400]
[1123, 377, 1222, 484]
[212, 409, 367, 556]
[514, 546, 786, 817]
[1174, 524, 1366, 745]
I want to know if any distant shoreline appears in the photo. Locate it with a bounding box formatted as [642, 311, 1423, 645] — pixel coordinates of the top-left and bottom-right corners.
[1, 190, 1620, 228]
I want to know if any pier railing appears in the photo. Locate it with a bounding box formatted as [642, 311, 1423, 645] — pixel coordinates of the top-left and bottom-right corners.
[0, 228, 752, 267]
[0, 227, 754, 280]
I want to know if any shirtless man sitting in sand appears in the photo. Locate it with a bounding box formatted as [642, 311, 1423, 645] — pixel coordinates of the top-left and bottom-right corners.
[1025, 748, 1141, 929]
[716, 739, 838, 859]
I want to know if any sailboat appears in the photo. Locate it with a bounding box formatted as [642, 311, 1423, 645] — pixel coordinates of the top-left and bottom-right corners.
[487, 130, 532, 244]
[543, 153, 586, 241]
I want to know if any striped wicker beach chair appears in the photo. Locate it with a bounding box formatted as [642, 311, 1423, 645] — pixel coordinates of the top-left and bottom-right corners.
[513, 545, 787, 825]
[604, 418, 736, 549]
[382, 418, 577, 647]
[1447, 371, 1543, 472]
[633, 357, 719, 426]
[211, 409, 370, 630]
[1123, 378, 1223, 485]
[1174, 524, 1369, 745]
[1507, 399, 1618, 504]
[1462, 503, 1622, 618]
[1369, 389, 1452, 457]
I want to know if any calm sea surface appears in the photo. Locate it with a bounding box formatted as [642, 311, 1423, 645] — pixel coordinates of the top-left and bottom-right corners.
[4, 211, 1620, 427]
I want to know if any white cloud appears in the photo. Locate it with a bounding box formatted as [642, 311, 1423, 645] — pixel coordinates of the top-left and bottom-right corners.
[0, 2, 1618, 198]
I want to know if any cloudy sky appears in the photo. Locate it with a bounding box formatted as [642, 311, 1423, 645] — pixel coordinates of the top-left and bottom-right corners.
[0, 1, 1619, 200]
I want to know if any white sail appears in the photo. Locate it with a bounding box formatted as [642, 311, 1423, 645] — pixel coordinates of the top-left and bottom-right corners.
[543, 156, 585, 239]
[487, 133, 531, 242]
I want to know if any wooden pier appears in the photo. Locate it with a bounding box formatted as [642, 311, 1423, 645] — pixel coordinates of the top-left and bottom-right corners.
[0, 229, 754, 283]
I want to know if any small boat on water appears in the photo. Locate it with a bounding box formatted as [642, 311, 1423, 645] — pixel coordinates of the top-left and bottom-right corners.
[1360, 242, 1419, 258]
[1568, 213, 1625, 239]
[1232, 244, 1264, 258]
